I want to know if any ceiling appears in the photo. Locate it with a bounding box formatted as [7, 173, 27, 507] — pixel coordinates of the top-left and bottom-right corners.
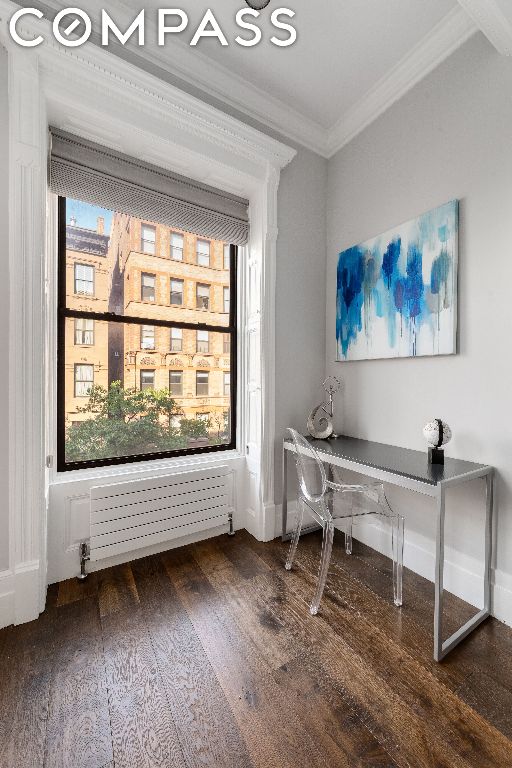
[31, 0, 512, 156]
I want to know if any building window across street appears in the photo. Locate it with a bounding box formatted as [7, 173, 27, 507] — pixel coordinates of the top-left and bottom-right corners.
[141, 224, 156, 254]
[74, 318, 94, 345]
[74, 263, 94, 295]
[58, 198, 237, 470]
[171, 232, 184, 261]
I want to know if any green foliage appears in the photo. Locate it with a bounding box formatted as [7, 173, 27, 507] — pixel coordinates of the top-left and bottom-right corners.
[65, 381, 217, 462]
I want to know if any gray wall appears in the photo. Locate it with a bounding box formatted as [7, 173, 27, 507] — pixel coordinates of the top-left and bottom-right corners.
[0, 46, 9, 571]
[275, 148, 327, 505]
[325, 34, 512, 614]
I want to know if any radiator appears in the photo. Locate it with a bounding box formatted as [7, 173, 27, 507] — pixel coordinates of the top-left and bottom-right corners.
[89, 465, 232, 562]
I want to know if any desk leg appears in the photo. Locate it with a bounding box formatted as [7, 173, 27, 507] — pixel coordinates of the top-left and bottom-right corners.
[433, 471, 494, 662]
[433, 486, 446, 662]
[281, 442, 288, 542]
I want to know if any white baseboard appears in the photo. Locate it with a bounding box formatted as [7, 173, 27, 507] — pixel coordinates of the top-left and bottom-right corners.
[275, 503, 512, 627]
[0, 561, 41, 630]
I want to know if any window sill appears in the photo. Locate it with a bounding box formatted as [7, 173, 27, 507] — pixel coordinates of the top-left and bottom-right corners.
[50, 449, 244, 486]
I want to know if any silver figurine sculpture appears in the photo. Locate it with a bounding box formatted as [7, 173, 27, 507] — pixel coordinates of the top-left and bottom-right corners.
[307, 376, 342, 439]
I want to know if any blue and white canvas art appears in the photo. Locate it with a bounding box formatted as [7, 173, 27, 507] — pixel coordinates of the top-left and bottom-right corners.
[336, 200, 458, 361]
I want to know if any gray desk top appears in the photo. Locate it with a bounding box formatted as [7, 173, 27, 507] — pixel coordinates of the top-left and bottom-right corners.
[285, 434, 489, 486]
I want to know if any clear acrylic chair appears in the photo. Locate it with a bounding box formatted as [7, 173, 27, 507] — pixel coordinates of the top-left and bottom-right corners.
[284, 428, 404, 615]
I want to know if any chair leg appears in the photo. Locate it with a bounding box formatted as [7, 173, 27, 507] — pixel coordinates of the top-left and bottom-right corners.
[285, 498, 304, 571]
[310, 520, 334, 616]
[345, 517, 353, 555]
[391, 514, 404, 607]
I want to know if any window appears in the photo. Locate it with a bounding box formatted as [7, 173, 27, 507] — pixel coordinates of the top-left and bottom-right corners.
[74, 318, 94, 345]
[196, 283, 210, 310]
[197, 412, 210, 423]
[74, 263, 94, 295]
[196, 239, 210, 267]
[197, 330, 209, 353]
[223, 244, 230, 270]
[59, 197, 237, 470]
[224, 372, 230, 396]
[170, 327, 182, 352]
[170, 279, 184, 306]
[141, 325, 155, 350]
[223, 287, 230, 315]
[141, 224, 156, 254]
[141, 272, 156, 302]
[169, 370, 183, 396]
[171, 232, 184, 261]
[140, 370, 155, 390]
[74, 364, 94, 396]
[196, 371, 209, 396]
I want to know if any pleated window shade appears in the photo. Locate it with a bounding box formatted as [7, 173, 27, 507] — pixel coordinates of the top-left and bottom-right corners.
[49, 128, 250, 246]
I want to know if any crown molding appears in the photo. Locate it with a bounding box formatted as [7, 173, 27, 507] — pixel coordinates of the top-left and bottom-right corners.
[18, 0, 330, 157]
[326, 6, 478, 158]
[457, 0, 512, 55]
[1, 1, 482, 161]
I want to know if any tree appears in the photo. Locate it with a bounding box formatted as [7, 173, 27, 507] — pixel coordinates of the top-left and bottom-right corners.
[65, 381, 187, 462]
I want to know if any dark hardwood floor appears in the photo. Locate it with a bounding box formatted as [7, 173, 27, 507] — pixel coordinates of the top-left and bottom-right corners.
[1, 529, 512, 767]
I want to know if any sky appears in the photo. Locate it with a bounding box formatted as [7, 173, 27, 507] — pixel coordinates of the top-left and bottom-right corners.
[66, 198, 114, 234]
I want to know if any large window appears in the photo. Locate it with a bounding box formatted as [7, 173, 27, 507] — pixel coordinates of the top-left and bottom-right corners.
[58, 197, 237, 470]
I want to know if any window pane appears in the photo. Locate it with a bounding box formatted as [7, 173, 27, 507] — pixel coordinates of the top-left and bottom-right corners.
[169, 370, 183, 396]
[224, 372, 230, 396]
[197, 239, 210, 267]
[141, 272, 156, 302]
[196, 329, 209, 353]
[171, 232, 184, 261]
[63, 320, 233, 463]
[64, 200, 230, 327]
[140, 370, 155, 390]
[75, 318, 94, 345]
[170, 327, 182, 351]
[141, 224, 156, 254]
[196, 283, 210, 310]
[170, 279, 184, 306]
[141, 325, 155, 350]
[223, 244, 230, 270]
[223, 286, 230, 315]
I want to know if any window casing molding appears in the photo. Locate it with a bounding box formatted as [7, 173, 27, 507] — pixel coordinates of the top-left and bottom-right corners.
[0, 4, 295, 627]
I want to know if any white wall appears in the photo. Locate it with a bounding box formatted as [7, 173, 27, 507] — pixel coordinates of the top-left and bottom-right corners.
[325, 34, 512, 622]
[0, 47, 9, 572]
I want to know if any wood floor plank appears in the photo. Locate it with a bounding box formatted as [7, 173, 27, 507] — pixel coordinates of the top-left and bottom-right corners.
[166, 544, 398, 768]
[131, 553, 253, 768]
[4, 529, 512, 768]
[0, 614, 55, 768]
[44, 598, 113, 768]
[190, 539, 400, 767]
[97, 562, 140, 618]
[241, 539, 512, 768]
[100, 566, 184, 768]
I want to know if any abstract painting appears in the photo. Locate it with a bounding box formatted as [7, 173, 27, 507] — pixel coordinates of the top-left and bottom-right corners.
[336, 200, 458, 361]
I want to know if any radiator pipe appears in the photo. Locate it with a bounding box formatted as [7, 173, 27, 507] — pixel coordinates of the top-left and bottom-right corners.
[77, 541, 90, 581]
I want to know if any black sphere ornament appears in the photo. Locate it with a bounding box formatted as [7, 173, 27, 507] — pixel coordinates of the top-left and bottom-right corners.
[245, 0, 271, 9]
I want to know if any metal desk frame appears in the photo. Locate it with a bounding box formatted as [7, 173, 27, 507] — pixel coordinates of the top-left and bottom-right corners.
[281, 438, 494, 662]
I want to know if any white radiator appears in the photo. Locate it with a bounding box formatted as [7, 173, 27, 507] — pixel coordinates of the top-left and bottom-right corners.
[89, 465, 232, 562]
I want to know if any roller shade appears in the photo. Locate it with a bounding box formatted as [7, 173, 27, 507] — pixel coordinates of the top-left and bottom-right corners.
[49, 128, 249, 245]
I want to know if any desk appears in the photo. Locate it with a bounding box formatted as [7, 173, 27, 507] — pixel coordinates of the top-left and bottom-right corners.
[281, 435, 494, 662]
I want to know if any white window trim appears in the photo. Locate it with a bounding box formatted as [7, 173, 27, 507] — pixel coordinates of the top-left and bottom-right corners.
[1, 6, 295, 626]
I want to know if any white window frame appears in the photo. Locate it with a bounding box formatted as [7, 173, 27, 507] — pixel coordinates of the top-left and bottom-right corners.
[140, 324, 155, 350]
[196, 239, 210, 267]
[4, 32, 295, 623]
[171, 231, 184, 261]
[170, 327, 183, 352]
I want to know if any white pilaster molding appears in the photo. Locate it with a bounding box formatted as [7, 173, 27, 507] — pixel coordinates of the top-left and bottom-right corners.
[457, 0, 512, 55]
[8, 48, 47, 624]
[259, 163, 280, 541]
